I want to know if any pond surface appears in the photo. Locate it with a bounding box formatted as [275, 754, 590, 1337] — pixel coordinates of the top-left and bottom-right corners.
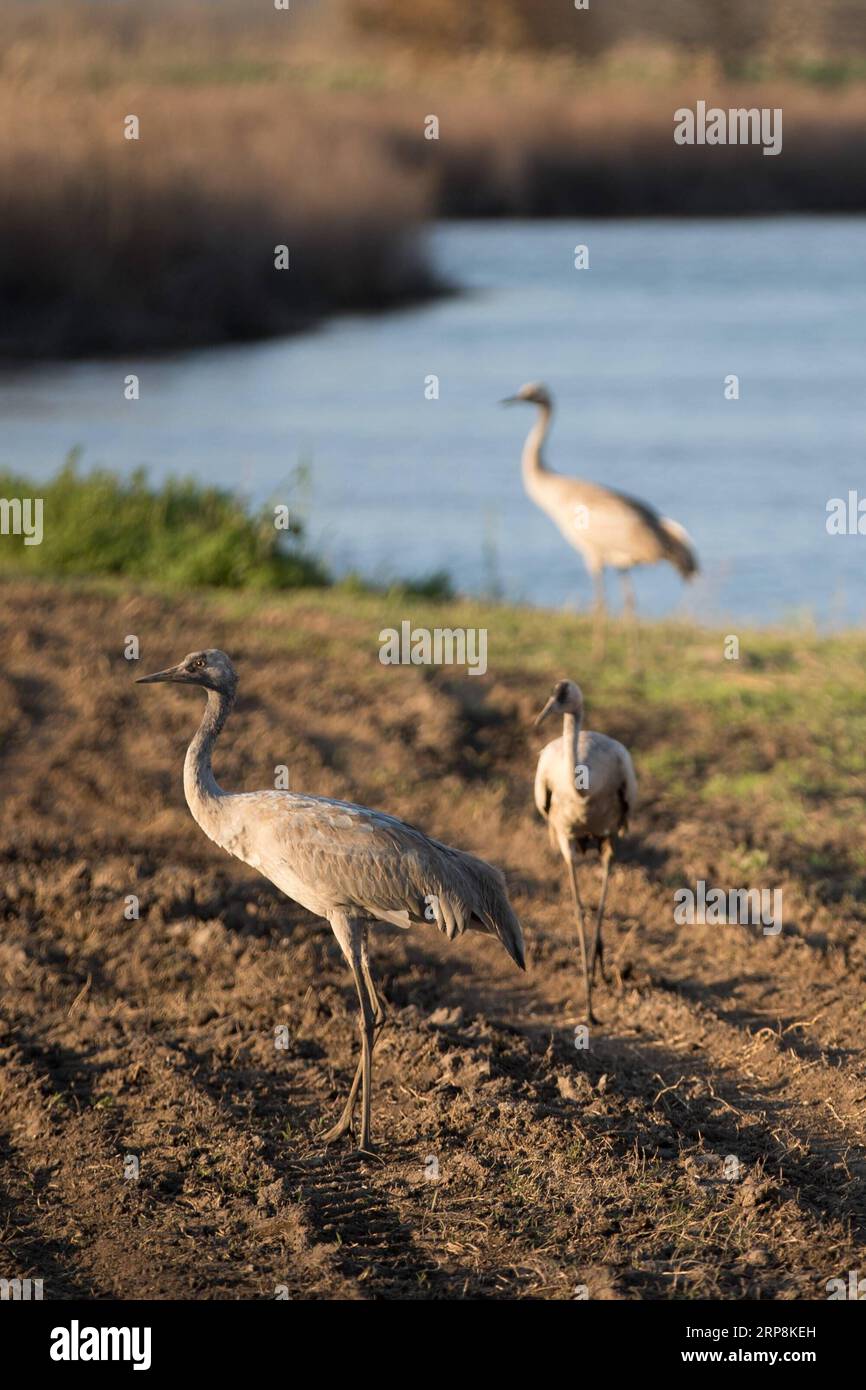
[2, 216, 865, 625]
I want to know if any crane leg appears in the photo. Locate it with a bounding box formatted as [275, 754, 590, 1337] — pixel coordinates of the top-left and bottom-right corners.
[620, 571, 639, 669]
[322, 919, 380, 1152]
[321, 1069, 362, 1145]
[361, 933, 388, 1036]
[590, 840, 614, 985]
[565, 850, 596, 1023]
[356, 966, 376, 1153]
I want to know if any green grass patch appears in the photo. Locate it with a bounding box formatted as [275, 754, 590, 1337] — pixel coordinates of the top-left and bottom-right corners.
[0, 459, 459, 600]
[0, 456, 329, 591]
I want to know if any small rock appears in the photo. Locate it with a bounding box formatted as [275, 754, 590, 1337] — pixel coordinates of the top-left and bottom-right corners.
[256, 1178, 285, 1212]
[557, 1072, 592, 1102]
[737, 1177, 776, 1209]
[429, 1006, 463, 1028]
[743, 1247, 770, 1267]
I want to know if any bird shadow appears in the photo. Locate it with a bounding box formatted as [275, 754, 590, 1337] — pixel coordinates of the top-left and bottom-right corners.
[178, 1038, 438, 1296]
[287, 1146, 436, 1292]
[566, 1026, 866, 1238]
[422, 1002, 866, 1260]
[658, 972, 860, 1068]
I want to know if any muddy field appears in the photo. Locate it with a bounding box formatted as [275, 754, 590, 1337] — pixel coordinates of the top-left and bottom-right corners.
[1, 579, 864, 1300]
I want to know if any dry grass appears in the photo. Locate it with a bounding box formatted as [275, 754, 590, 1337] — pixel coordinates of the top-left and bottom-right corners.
[3, 1, 866, 356]
[0, 75, 435, 357]
[353, 0, 866, 73]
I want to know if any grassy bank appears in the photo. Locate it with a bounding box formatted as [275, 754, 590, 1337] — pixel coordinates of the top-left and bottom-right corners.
[0, 461, 454, 598]
[0, 460, 329, 589]
[1, 574, 864, 1297]
[3, 2, 866, 357]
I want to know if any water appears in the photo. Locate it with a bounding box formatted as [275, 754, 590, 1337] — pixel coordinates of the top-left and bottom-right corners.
[2, 217, 865, 625]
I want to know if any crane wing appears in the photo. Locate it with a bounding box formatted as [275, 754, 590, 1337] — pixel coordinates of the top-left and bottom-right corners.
[239, 792, 525, 968]
[536, 474, 697, 574]
[534, 761, 552, 820]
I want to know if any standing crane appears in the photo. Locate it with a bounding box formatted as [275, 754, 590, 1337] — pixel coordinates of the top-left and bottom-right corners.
[533, 678, 637, 1022]
[502, 383, 698, 647]
[137, 649, 525, 1153]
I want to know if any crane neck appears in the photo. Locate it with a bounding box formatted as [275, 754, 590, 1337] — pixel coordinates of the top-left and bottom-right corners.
[562, 710, 582, 784]
[184, 685, 235, 818]
[521, 403, 553, 496]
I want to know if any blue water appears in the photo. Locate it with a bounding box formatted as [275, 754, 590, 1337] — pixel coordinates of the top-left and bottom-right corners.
[2, 217, 865, 624]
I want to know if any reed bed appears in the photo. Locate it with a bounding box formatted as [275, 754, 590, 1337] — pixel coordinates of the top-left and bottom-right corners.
[2, 1, 866, 357]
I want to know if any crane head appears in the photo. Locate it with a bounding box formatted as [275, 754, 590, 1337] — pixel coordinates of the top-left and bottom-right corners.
[501, 382, 552, 408]
[534, 678, 583, 727]
[136, 648, 238, 694]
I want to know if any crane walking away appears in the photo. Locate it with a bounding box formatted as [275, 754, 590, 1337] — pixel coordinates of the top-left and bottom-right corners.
[502, 383, 698, 654]
[533, 678, 637, 1022]
[137, 650, 525, 1153]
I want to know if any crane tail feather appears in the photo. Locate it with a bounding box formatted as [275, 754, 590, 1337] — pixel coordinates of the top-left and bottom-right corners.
[483, 905, 526, 971]
[659, 516, 699, 578]
[468, 861, 526, 971]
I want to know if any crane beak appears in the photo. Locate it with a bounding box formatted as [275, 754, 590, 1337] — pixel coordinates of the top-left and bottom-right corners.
[534, 696, 557, 727]
[136, 663, 184, 684]
[500, 395, 519, 405]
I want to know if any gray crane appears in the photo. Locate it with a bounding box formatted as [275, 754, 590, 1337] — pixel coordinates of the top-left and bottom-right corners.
[502, 383, 698, 643]
[533, 678, 637, 1022]
[137, 649, 525, 1153]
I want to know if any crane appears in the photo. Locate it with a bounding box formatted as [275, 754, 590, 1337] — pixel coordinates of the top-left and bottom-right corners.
[533, 678, 637, 1022]
[137, 649, 525, 1153]
[502, 383, 698, 647]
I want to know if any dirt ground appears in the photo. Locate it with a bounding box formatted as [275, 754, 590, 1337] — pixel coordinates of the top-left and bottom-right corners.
[1, 579, 864, 1300]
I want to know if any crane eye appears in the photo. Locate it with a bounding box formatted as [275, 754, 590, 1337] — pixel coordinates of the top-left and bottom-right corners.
[192, 657, 206, 669]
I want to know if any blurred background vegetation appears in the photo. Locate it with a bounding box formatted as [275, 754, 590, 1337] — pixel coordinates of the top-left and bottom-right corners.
[1, 0, 865, 356]
[353, 0, 866, 78]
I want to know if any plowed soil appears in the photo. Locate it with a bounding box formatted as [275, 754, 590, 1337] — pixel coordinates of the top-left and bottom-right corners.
[1, 579, 864, 1299]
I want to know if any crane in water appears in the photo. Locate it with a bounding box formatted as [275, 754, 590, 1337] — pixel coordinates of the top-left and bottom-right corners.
[533, 678, 637, 1022]
[137, 649, 525, 1153]
[502, 383, 698, 648]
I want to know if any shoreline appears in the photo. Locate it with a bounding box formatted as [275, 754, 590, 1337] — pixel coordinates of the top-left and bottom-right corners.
[0, 573, 860, 644]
